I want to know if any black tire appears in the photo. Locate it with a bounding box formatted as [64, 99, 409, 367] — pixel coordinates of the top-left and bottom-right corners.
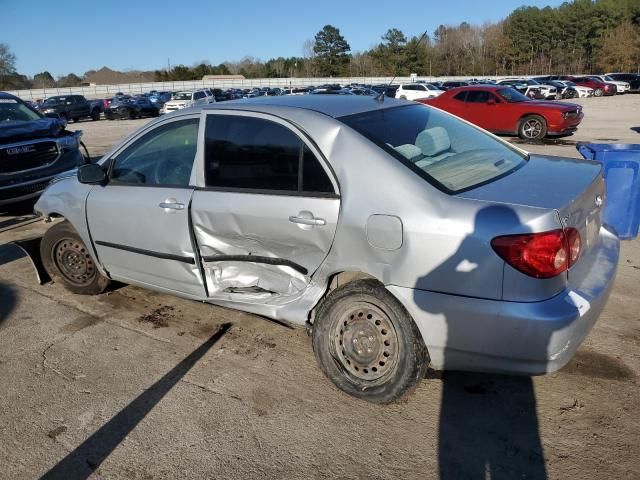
[129, 109, 137, 120]
[72, 117, 80, 123]
[59, 113, 67, 122]
[41, 221, 110, 295]
[312, 279, 429, 403]
[91, 108, 100, 121]
[518, 114, 548, 140]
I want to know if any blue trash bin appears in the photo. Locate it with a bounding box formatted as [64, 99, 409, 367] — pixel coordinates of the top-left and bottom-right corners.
[576, 143, 640, 240]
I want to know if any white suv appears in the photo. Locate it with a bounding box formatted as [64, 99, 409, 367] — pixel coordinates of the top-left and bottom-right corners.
[395, 83, 444, 101]
[161, 89, 215, 114]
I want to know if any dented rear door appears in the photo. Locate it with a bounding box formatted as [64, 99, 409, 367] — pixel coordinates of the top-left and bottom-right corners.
[191, 111, 339, 300]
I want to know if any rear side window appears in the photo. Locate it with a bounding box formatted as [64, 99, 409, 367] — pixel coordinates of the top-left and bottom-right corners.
[340, 105, 527, 194]
[453, 92, 467, 102]
[465, 91, 491, 103]
[194, 91, 205, 100]
[204, 115, 334, 195]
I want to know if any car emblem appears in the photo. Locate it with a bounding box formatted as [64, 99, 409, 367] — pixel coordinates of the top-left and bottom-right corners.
[595, 194, 603, 207]
[6, 145, 36, 155]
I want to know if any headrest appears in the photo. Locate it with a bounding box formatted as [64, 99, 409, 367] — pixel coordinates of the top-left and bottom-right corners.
[415, 126, 451, 156]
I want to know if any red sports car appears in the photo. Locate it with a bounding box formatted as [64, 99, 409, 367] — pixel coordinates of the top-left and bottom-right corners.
[420, 86, 584, 140]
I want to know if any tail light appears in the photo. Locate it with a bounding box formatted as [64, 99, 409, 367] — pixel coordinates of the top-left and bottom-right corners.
[491, 228, 581, 279]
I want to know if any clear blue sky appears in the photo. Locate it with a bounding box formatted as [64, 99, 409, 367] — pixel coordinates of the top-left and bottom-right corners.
[3, 0, 564, 77]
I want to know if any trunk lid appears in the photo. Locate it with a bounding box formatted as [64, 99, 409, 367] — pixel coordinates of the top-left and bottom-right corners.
[459, 154, 605, 261]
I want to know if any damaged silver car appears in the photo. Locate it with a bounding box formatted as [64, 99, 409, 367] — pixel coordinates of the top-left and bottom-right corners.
[32, 96, 619, 403]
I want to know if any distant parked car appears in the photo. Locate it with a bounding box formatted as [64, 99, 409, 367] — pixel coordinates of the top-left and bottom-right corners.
[556, 80, 593, 98]
[440, 81, 469, 91]
[395, 83, 444, 101]
[571, 76, 617, 96]
[594, 75, 630, 94]
[149, 91, 172, 107]
[497, 80, 552, 99]
[422, 86, 583, 140]
[37, 95, 102, 122]
[605, 73, 640, 93]
[105, 97, 159, 120]
[161, 89, 215, 113]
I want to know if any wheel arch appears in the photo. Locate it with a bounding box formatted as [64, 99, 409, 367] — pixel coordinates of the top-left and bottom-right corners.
[309, 271, 427, 346]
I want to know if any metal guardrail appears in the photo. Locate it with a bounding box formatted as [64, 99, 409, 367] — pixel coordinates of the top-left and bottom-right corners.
[5, 76, 526, 100]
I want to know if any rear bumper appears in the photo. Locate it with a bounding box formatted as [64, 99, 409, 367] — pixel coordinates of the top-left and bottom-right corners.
[388, 226, 619, 375]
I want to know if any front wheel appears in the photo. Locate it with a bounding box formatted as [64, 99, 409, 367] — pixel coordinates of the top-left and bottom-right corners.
[518, 114, 547, 140]
[41, 221, 110, 295]
[312, 279, 429, 403]
[594, 88, 604, 97]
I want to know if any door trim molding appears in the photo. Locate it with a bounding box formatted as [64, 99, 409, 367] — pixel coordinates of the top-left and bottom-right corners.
[200, 254, 308, 275]
[95, 240, 196, 264]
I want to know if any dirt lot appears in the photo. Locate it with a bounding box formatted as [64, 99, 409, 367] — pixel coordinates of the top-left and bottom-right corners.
[0, 95, 639, 479]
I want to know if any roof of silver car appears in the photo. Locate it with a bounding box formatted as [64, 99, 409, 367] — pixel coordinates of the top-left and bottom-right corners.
[201, 95, 412, 118]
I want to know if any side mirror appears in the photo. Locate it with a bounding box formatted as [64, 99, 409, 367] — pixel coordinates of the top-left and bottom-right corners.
[77, 163, 107, 185]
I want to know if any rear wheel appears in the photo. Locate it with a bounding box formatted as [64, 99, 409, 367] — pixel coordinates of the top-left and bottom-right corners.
[312, 279, 429, 403]
[518, 114, 547, 140]
[91, 108, 100, 121]
[41, 221, 110, 295]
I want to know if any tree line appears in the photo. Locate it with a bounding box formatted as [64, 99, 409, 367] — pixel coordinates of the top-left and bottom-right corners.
[1, 0, 639, 90]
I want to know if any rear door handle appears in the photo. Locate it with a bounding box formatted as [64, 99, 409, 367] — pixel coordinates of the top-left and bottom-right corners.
[289, 215, 326, 226]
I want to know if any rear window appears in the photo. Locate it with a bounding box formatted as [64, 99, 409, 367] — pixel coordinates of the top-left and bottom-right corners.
[340, 104, 527, 194]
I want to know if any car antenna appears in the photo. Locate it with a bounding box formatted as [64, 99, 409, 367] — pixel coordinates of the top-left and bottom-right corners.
[375, 30, 429, 103]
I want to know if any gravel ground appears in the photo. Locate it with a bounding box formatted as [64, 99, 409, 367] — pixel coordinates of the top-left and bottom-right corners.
[0, 94, 639, 479]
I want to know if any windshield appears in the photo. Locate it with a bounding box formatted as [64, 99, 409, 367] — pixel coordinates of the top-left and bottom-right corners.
[173, 92, 193, 101]
[497, 88, 530, 103]
[603, 75, 614, 81]
[0, 98, 42, 122]
[340, 104, 527, 193]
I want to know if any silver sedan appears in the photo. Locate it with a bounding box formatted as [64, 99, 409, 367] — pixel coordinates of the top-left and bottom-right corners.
[33, 96, 619, 403]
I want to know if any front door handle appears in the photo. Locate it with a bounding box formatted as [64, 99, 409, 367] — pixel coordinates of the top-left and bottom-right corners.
[159, 198, 185, 212]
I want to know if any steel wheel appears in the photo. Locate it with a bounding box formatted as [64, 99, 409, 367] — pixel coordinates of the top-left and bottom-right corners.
[53, 237, 96, 287]
[522, 119, 544, 139]
[332, 302, 399, 381]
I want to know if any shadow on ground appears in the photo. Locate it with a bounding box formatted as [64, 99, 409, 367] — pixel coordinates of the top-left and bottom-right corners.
[40, 323, 231, 480]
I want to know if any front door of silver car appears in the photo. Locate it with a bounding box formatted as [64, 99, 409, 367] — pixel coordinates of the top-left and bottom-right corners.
[86, 116, 205, 297]
[190, 112, 340, 302]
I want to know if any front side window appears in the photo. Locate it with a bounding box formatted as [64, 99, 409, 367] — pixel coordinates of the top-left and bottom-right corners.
[204, 115, 334, 194]
[111, 118, 199, 186]
[340, 104, 527, 194]
[497, 88, 530, 103]
[194, 91, 205, 100]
